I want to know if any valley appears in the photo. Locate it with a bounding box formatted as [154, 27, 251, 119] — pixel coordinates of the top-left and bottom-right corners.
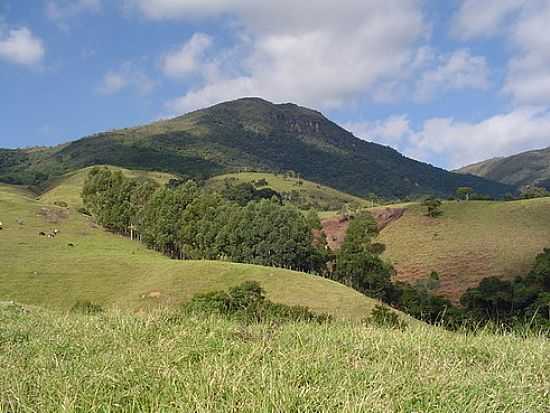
[3, 1, 550, 409]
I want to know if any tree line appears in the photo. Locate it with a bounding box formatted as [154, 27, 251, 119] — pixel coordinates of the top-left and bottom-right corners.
[82, 168, 549, 331]
[82, 168, 327, 273]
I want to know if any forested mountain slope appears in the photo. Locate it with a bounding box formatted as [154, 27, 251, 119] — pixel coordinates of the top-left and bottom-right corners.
[1, 98, 511, 198]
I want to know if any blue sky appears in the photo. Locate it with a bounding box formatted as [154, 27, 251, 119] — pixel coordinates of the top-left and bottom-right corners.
[1, 0, 550, 169]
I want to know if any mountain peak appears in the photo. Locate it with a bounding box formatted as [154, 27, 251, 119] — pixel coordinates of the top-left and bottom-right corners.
[0, 97, 512, 198]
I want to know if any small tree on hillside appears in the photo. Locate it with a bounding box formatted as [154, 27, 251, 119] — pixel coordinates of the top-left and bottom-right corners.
[340, 203, 351, 221]
[422, 197, 442, 218]
[456, 187, 473, 201]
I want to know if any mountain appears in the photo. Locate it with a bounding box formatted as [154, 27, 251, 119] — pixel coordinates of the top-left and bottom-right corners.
[456, 147, 550, 190]
[0, 97, 511, 198]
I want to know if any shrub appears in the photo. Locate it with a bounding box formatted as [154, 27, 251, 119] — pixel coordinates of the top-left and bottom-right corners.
[77, 207, 91, 216]
[367, 305, 407, 330]
[253, 178, 268, 187]
[422, 197, 442, 217]
[184, 281, 330, 324]
[71, 300, 104, 315]
[54, 201, 68, 208]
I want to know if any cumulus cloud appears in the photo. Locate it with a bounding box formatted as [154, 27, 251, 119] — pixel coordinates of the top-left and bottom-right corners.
[344, 116, 411, 147]
[130, 0, 427, 113]
[347, 108, 550, 169]
[415, 49, 490, 102]
[0, 27, 45, 66]
[503, 1, 550, 105]
[161, 33, 212, 78]
[452, 0, 550, 106]
[98, 63, 155, 95]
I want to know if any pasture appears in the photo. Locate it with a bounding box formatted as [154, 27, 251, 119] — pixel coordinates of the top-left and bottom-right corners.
[379, 199, 550, 301]
[0, 183, 378, 319]
[1, 303, 548, 412]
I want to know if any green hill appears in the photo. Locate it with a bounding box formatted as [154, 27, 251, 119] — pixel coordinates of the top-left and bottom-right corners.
[38, 166, 176, 208]
[33, 167, 367, 212]
[0, 98, 511, 199]
[207, 171, 370, 211]
[378, 199, 550, 301]
[2, 304, 548, 411]
[0, 182, 380, 319]
[456, 146, 550, 189]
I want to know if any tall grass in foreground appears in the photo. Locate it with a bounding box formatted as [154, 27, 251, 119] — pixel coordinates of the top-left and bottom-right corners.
[1, 304, 548, 412]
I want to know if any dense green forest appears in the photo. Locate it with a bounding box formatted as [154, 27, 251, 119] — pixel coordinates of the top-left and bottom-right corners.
[82, 168, 327, 273]
[1, 98, 512, 199]
[82, 168, 549, 330]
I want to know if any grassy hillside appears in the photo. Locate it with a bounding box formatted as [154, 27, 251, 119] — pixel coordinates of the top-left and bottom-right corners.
[38, 166, 176, 208]
[379, 199, 550, 301]
[208, 171, 369, 210]
[2, 304, 548, 412]
[0, 182, 379, 319]
[0, 98, 512, 199]
[457, 146, 550, 189]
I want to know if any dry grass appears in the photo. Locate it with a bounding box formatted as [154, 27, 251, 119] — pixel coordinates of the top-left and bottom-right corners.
[379, 199, 550, 301]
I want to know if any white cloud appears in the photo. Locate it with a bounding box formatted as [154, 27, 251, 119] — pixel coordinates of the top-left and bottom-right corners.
[98, 72, 127, 95]
[46, 0, 101, 26]
[451, 0, 526, 40]
[452, 0, 550, 106]
[125, 0, 236, 20]
[161, 33, 212, 78]
[503, 1, 550, 105]
[0, 27, 45, 66]
[347, 108, 550, 169]
[130, 0, 427, 113]
[98, 63, 155, 95]
[415, 49, 490, 102]
[344, 115, 411, 147]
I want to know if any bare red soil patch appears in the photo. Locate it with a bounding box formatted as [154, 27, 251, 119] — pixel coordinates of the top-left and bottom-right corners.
[371, 208, 406, 231]
[320, 217, 350, 251]
[321, 208, 405, 251]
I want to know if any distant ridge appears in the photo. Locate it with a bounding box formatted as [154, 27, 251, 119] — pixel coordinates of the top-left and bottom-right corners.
[0, 97, 512, 198]
[456, 146, 550, 189]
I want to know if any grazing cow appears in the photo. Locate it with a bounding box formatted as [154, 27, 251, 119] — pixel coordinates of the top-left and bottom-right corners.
[53, 229, 60, 235]
[39, 232, 46, 236]
[68, 243, 75, 247]
[0, 221, 3, 230]
[47, 233, 55, 238]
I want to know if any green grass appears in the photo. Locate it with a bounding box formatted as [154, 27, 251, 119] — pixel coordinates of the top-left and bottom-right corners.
[39, 166, 176, 208]
[207, 172, 370, 210]
[379, 199, 550, 301]
[1, 304, 548, 412]
[0, 182, 379, 319]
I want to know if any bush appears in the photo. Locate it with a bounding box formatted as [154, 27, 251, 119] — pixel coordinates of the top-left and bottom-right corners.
[77, 207, 91, 216]
[253, 178, 268, 187]
[184, 281, 330, 324]
[54, 201, 68, 208]
[71, 300, 104, 315]
[367, 305, 407, 330]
